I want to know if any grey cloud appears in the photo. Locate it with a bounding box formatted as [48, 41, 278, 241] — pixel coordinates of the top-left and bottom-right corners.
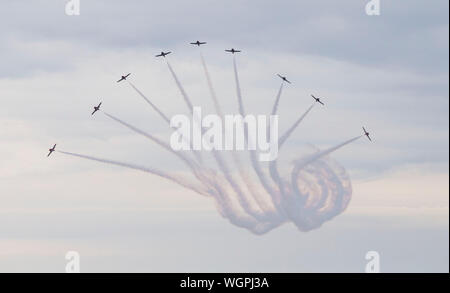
[0, 0, 448, 78]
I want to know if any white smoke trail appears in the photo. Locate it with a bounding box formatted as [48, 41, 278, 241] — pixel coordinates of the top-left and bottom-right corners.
[101, 110, 275, 229]
[103, 111, 194, 168]
[164, 57, 251, 210]
[165, 53, 274, 223]
[233, 56, 246, 117]
[126, 80, 202, 163]
[166, 60, 194, 112]
[64, 119, 271, 232]
[292, 135, 362, 171]
[197, 55, 275, 221]
[269, 102, 315, 202]
[165, 57, 253, 217]
[266, 82, 285, 141]
[201, 52, 278, 219]
[278, 103, 315, 148]
[57, 150, 210, 196]
[127, 81, 171, 124]
[200, 52, 223, 118]
[271, 82, 284, 116]
[101, 111, 216, 191]
[165, 59, 206, 165]
[232, 56, 281, 206]
[211, 151, 276, 222]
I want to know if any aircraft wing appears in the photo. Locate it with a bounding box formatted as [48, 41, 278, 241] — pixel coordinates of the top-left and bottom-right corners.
[91, 110, 96, 115]
[367, 135, 372, 142]
[319, 100, 324, 105]
[47, 150, 52, 157]
[117, 78, 123, 82]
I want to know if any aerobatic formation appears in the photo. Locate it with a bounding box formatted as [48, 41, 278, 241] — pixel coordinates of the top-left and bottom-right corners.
[49, 41, 372, 234]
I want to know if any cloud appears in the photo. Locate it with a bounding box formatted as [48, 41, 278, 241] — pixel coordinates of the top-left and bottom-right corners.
[1, 0, 448, 77]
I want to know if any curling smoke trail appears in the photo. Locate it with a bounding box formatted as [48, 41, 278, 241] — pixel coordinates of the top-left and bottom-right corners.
[58, 150, 209, 196]
[290, 135, 362, 210]
[287, 152, 355, 231]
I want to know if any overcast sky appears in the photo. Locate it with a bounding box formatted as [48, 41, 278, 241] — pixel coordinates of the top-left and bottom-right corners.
[0, 0, 448, 272]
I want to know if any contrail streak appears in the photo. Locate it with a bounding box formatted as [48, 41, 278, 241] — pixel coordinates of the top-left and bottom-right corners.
[266, 82, 284, 140]
[200, 52, 223, 118]
[126, 80, 202, 163]
[165, 59, 205, 164]
[166, 60, 194, 113]
[103, 111, 189, 165]
[201, 52, 277, 217]
[278, 103, 315, 148]
[271, 82, 284, 116]
[101, 111, 213, 189]
[58, 150, 209, 196]
[233, 56, 281, 209]
[126, 81, 170, 124]
[294, 135, 362, 168]
[269, 102, 314, 200]
[233, 56, 246, 116]
[198, 53, 273, 221]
